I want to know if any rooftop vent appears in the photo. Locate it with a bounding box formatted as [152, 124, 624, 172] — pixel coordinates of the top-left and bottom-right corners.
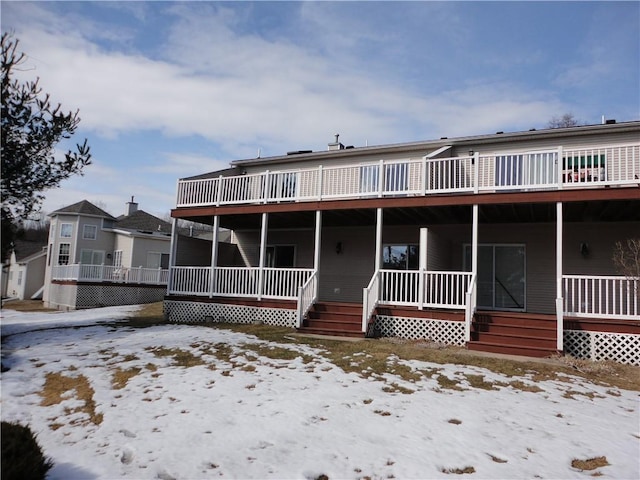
[605, 119, 616, 124]
[328, 133, 345, 151]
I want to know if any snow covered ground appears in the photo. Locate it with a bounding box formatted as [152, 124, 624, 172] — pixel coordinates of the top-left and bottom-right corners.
[1, 306, 638, 480]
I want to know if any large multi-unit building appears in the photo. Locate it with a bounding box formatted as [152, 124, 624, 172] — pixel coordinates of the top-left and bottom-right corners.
[164, 121, 640, 365]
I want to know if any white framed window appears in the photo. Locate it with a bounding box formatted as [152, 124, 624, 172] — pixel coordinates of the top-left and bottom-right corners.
[80, 249, 104, 265]
[113, 250, 123, 267]
[60, 223, 73, 238]
[17, 271, 23, 286]
[383, 244, 418, 270]
[83, 224, 97, 240]
[58, 243, 71, 265]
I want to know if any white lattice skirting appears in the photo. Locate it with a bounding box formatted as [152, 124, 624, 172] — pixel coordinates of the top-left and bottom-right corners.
[164, 300, 297, 328]
[48, 283, 165, 310]
[373, 315, 466, 346]
[564, 330, 640, 366]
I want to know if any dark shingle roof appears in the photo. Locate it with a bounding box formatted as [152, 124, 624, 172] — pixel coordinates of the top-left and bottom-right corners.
[11, 239, 47, 262]
[116, 210, 172, 234]
[50, 200, 116, 219]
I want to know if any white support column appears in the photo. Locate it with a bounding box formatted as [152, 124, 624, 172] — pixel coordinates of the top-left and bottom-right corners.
[556, 202, 564, 352]
[375, 208, 383, 269]
[314, 211, 322, 271]
[419, 228, 428, 310]
[467, 204, 479, 343]
[257, 212, 268, 300]
[167, 218, 178, 294]
[209, 216, 220, 298]
[314, 210, 322, 300]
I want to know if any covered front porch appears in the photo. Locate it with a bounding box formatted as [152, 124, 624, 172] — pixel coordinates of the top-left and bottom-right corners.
[166, 197, 639, 363]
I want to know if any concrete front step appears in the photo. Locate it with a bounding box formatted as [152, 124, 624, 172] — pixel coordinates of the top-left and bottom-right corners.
[467, 341, 558, 358]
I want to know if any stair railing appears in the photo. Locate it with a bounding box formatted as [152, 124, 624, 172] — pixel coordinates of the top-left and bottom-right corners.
[362, 270, 381, 333]
[296, 271, 318, 328]
[464, 273, 477, 342]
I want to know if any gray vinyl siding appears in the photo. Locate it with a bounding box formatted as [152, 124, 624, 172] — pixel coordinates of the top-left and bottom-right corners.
[318, 226, 375, 302]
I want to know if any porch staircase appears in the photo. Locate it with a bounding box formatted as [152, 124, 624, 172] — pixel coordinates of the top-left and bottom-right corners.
[297, 302, 365, 338]
[468, 311, 558, 358]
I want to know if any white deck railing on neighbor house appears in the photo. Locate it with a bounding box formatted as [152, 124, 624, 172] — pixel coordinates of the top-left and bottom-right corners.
[563, 275, 639, 320]
[52, 264, 169, 285]
[169, 266, 314, 300]
[175, 143, 639, 208]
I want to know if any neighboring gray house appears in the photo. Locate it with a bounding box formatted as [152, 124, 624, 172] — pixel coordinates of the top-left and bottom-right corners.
[165, 121, 640, 365]
[4, 239, 48, 300]
[44, 198, 173, 310]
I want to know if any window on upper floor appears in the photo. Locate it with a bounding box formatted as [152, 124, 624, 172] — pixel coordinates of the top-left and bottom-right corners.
[58, 243, 71, 265]
[60, 223, 73, 238]
[83, 224, 97, 240]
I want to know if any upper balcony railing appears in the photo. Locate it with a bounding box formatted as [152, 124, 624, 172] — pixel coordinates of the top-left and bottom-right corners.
[176, 143, 639, 208]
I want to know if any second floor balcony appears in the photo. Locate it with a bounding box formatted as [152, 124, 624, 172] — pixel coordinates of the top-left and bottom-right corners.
[176, 143, 639, 208]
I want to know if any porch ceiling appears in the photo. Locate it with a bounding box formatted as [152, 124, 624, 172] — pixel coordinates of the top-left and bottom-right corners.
[185, 198, 639, 230]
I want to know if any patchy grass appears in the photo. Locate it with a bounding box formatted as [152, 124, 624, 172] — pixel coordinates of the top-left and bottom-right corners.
[112, 367, 142, 390]
[1, 300, 56, 312]
[442, 466, 476, 474]
[145, 347, 206, 367]
[488, 454, 508, 463]
[39, 372, 103, 426]
[448, 418, 462, 425]
[571, 456, 610, 471]
[207, 323, 640, 391]
[240, 343, 315, 364]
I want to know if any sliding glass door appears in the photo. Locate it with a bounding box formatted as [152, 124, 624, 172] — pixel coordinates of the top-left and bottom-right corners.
[465, 244, 526, 311]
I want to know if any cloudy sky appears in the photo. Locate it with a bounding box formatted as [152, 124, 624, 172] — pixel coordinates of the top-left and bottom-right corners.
[3, 1, 639, 219]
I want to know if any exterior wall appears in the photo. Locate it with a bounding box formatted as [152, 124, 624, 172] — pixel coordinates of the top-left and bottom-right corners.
[5, 257, 27, 299]
[232, 229, 316, 268]
[47, 282, 166, 310]
[76, 216, 114, 264]
[319, 226, 376, 302]
[129, 236, 171, 267]
[114, 235, 134, 267]
[175, 235, 212, 266]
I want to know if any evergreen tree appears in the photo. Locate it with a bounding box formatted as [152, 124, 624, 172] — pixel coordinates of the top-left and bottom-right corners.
[1, 32, 91, 260]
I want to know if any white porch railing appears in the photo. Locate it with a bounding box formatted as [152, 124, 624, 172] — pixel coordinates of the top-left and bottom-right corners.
[379, 270, 472, 309]
[175, 143, 639, 208]
[296, 271, 318, 328]
[362, 270, 381, 332]
[464, 274, 477, 342]
[169, 266, 314, 301]
[52, 264, 169, 285]
[563, 275, 639, 320]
